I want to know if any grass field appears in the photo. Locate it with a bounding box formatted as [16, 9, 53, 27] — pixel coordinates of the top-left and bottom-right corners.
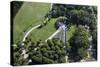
[13, 2, 50, 44]
[66, 25, 77, 48]
[66, 25, 76, 41]
[28, 19, 57, 42]
[13, 2, 76, 45]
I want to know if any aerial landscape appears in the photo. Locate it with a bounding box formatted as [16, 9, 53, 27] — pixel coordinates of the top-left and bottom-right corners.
[11, 1, 97, 66]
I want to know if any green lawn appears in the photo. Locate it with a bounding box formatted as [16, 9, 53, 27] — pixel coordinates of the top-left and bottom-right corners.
[28, 22, 76, 44]
[13, 2, 50, 44]
[66, 25, 76, 48]
[28, 19, 57, 42]
[66, 25, 76, 41]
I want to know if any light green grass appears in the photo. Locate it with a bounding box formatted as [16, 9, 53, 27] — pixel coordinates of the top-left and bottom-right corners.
[28, 19, 56, 42]
[66, 25, 76, 41]
[13, 2, 50, 44]
[66, 25, 76, 48]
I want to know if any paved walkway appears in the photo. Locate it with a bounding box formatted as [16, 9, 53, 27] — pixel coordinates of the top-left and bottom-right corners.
[45, 24, 66, 42]
[45, 28, 61, 41]
[21, 24, 40, 46]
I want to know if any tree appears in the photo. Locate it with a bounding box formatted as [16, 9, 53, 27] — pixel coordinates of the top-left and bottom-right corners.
[69, 9, 92, 26]
[47, 40, 54, 47]
[42, 56, 54, 64]
[27, 38, 66, 64]
[78, 47, 88, 59]
[14, 51, 28, 65]
[51, 4, 66, 18]
[68, 25, 90, 62]
[71, 25, 90, 48]
[32, 54, 42, 64]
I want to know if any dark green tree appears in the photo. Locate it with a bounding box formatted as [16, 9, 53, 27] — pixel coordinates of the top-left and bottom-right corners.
[68, 26, 90, 62]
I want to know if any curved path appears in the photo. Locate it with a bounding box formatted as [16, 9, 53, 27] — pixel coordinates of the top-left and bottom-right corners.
[21, 3, 53, 46]
[21, 24, 40, 46]
[20, 3, 54, 60]
[21, 24, 41, 59]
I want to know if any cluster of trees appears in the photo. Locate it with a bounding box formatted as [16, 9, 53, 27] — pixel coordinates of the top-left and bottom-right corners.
[50, 4, 97, 61]
[49, 4, 97, 27]
[13, 44, 28, 65]
[50, 4, 67, 18]
[13, 38, 66, 65]
[68, 26, 90, 62]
